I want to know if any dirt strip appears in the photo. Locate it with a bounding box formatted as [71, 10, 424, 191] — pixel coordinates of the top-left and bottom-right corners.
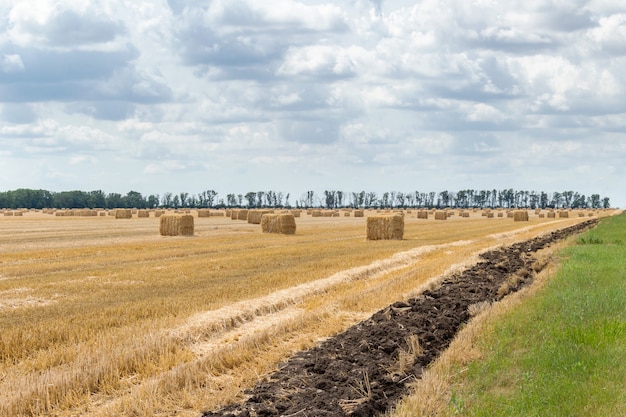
[202, 220, 596, 417]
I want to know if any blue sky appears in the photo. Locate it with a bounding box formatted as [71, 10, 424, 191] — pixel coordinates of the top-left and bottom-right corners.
[1, 0, 624, 207]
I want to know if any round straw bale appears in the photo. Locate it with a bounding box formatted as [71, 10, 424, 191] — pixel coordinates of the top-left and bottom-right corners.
[247, 210, 274, 224]
[115, 209, 132, 219]
[513, 210, 529, 221]
[160, 214, 194, 236]
[261, 214, 296, 234]
[366, 214, 404, 240]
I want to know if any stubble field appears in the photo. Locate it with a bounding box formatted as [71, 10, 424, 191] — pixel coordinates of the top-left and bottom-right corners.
[0, 209, 607, 416]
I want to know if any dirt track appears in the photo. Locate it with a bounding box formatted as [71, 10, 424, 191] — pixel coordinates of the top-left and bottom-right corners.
[203, 220, 596, 417]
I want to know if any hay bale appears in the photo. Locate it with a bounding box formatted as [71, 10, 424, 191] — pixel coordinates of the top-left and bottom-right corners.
[138, 210, 150, 218]
[247, 210, 274, 224]
[513, 210, 529, 221]
[366, 214, 404, 240]
[237, 210, 249, 221]
[547, 211, 556, 218]
[160, 214, 194, 236]
[198, 209, 210, 218]
[354, 209, 365, 218]
[115, 209, 132, 219]
[497, 212, 503, 218]
[261, 214, 296, 235]
[311, 210, 322, 217]
[290, 210, 302, 218]
[434, 211, 447, 220]
[558, 211, 569, 218]
[486, 212, 495, 218]
[417, 210, 429, 219]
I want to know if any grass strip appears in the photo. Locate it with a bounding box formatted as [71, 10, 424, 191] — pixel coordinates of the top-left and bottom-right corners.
[444, 213, 626, 416]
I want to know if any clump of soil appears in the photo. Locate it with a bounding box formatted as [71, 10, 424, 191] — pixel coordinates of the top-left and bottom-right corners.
[203, 220, 596, 417]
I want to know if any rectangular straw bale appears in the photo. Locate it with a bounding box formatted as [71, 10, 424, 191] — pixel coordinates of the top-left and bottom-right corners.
[138, 210, 150, 218]
[417, 210, 428, 219]
[434, 211, 447, 220]
[237, 209, 249, 221]
[354, 209, 364, 217]
[198, 209, 210, 218]
[366, 214, 404, 240]
[160, 214, 194, 236]
[558, 211, 569, 218]
[261, 214, 296, 234]
[547, 211, 556, 218]
[486, 212, 495, 218]
[513, 210, 529, 221]
[247, 210, 274, 224]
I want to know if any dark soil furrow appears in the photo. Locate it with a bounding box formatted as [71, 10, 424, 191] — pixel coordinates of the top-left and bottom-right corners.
[203, 220, 596, 417]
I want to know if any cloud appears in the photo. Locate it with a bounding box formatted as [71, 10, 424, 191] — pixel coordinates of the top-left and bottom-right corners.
[6, 0, 126, 48]
[0, 0, 625, 207]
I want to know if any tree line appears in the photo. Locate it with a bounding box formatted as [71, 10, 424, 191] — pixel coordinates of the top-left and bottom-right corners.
[0, 188, 611, 210]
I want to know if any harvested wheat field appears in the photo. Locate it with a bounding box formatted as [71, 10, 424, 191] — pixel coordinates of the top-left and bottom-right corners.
[0, 210, 612, 416]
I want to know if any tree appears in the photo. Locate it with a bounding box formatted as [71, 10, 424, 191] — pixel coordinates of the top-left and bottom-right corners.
[245, 192, 256, 208]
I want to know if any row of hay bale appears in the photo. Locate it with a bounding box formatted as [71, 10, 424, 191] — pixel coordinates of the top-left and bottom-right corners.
[158, 213, 297, 236]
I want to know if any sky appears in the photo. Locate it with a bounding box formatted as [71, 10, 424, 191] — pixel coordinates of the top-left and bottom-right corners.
[1, 0, 625, 207]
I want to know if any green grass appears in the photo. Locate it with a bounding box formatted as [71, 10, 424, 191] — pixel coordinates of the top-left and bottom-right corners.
[449, 213, 626, 417]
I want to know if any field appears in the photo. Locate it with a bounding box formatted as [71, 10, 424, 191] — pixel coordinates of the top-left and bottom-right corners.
[0, 209, 610, 416]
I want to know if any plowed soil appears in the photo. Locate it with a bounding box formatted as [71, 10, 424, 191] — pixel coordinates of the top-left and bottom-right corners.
[203, 220, 596, 417]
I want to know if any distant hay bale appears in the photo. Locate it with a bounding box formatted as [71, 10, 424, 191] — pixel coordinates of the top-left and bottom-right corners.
[154, 210, 164, 217]
[115, 209, 132, 219]
[290, 210, 302, 217]
[237, 209, 249, 220]
[4, 212, 14, 217]
[513, 210, 529, 221]
[261, 214, 296, 235]
[558, 211, 569, 218]
[311, 210, 322, 217]
[539, 213, 545, 218]
[434, 211, 447, 220]
[547, 211, 556, 218]
[230, 210, 238, 220]
[366, 214, 404, 240]
[198, 209, 210, 218]
[486, 212, 495, 218]
[138, 210, 150, 218]
[247, 210, 274, 224]
[417, 211, 429, 219]
[160, 214, 194, 236]
[459, 211, 470, 218]
[210, 211, 225, 217]
[497, 212, 503, 218]
[354, 209, 365, 218]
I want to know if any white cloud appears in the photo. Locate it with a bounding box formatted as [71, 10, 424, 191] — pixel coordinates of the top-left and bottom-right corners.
[0, 0, 624, 207]
[1, 54, 24, 72]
